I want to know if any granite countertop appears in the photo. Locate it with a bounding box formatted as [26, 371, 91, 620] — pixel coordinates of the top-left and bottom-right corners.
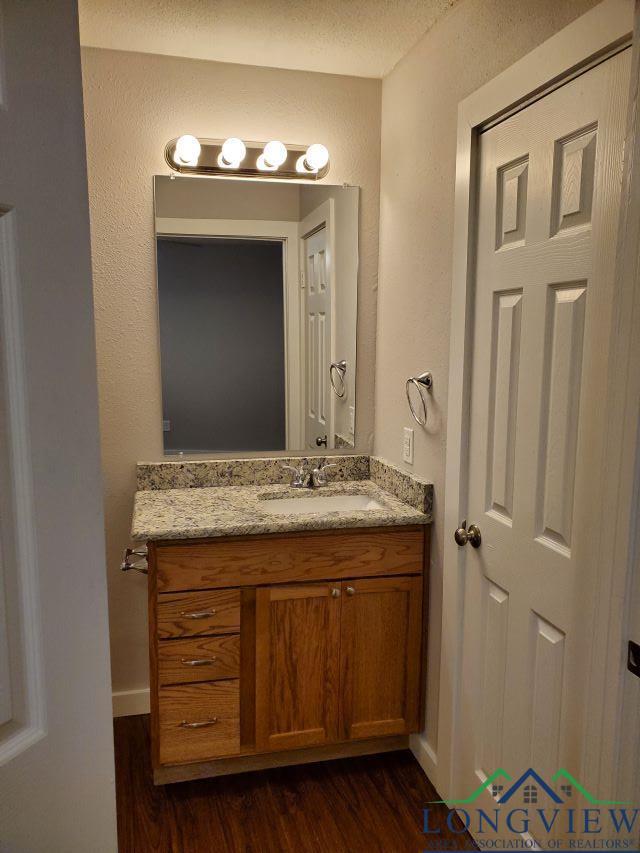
[131, 479, 431, 542]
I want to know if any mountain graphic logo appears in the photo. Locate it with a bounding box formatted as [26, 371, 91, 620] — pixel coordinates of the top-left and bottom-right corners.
[432, 768, 631, 806]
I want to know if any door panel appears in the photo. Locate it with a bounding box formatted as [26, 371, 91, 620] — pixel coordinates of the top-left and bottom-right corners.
[457, 50, 630, 836]
[303, 224, 332, 449]
[340, 576, 422, 740]
[255, 583, 341, 751]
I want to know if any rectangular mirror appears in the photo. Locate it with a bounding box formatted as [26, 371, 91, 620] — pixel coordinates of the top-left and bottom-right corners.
[154, 176, 359, 454]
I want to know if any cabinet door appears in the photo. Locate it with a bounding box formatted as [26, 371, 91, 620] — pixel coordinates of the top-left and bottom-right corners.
[340, 576, 423, 740]
[255, 583, 341, 751]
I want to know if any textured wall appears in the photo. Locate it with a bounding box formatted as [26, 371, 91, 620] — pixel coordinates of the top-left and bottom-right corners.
[375, 0, 600, 761]
[81, 47, 381, 701]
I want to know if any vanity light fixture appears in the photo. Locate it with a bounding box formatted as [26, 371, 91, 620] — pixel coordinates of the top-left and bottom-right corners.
[165, 137, 330, 180]
[173, 134, 201, 167]
[218, 137, 246, 169]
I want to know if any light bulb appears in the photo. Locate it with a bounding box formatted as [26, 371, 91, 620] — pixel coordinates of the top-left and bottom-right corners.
[220, 137, 246, 167]
[263, 140, 288, 168]
[257, 153, 278, 172]
[305, 143, 329, 171]
[174, 135, 201, 167]
[296, 154, 315, 174]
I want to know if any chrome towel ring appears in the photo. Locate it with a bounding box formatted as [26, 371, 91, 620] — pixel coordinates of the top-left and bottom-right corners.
[406, 372, 433, 426]
[330, 360, 347, 398]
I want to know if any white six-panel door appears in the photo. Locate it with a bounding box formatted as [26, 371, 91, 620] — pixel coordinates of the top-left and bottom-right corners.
[303, 225, 332, 449]
[457, 48, 631, 835]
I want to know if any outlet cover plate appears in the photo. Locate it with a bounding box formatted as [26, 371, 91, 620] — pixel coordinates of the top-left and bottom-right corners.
[403, 427, 414, 464]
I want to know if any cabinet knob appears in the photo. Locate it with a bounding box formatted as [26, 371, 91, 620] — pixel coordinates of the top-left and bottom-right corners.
[346, 586, 355, 596]
[330, 587, 341, 598]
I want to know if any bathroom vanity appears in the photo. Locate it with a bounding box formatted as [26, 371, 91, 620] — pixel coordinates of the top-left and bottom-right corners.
[132, 457, 432, 784]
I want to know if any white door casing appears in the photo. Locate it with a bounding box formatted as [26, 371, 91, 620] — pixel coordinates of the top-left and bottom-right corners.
[602, 3, 640, 816]
[0, 1, 116, 850]
[457, 48, 630, 833]
[300, 200, 335, 450]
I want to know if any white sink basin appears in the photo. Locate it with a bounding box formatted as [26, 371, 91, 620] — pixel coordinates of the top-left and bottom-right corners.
[262, 494, 387, 516]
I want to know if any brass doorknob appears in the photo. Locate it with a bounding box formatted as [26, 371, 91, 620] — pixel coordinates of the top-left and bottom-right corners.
[454, 520, 481, 548]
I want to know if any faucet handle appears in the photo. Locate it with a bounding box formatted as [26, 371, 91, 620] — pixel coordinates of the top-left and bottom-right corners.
[281, 463, 308, 488]
[311, 461, 339, 488]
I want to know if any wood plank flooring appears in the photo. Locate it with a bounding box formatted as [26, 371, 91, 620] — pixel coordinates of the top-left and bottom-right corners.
[115, 714, 477, 853]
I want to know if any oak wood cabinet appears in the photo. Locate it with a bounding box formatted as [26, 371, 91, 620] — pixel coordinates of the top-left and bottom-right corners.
[340, 576, 423, 740]
[148, 525, 428, 784]
[255, 582, 341, 752]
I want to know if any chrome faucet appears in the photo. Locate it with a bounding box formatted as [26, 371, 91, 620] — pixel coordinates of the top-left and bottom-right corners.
[281, 464, 310, 488]
[281, 461, 338, 489]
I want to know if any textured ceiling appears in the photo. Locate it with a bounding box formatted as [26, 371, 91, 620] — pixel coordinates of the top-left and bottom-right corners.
[78, 0, 457, 78]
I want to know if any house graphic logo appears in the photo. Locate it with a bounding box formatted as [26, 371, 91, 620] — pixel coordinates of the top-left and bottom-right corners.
[433, 767, 630, 807]
[423, 768, 638, 849]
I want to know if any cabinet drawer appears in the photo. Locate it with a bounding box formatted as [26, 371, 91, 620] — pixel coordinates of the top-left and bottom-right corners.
[158, 634, 240, 686]
[159, 680, 240, 765]
[157, 589, 240, 638]
[156, 526, 424, 592]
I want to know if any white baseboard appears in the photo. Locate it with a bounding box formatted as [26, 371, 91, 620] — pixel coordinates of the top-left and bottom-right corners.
[410, 732, 440, 790]
[112, 687, 150, 717]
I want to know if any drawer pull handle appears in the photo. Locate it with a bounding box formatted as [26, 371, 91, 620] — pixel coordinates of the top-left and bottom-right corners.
[179, 718, 218, 729]
[179, 609, 217, 619]
[181, 657, 217, 667]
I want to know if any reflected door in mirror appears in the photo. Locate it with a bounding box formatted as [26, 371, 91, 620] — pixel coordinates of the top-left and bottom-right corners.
[303, 224, 331, 450]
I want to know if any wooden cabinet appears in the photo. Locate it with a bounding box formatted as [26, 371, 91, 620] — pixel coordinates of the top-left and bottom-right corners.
[340, 576, 422, 740]
[255, 583, 341, 751]
[148, 525, 428, 783]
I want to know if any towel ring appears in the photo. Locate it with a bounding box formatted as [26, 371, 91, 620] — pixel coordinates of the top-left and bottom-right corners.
[330, 360, 347, 398]
[406, 372, 433, 426]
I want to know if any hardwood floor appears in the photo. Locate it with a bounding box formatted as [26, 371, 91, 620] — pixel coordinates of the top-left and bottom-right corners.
[115, 715, 477, 852]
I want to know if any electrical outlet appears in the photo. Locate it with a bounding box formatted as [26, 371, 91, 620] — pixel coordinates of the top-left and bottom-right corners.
[403, 427, 414, 464]
[349, 406, 355, 435]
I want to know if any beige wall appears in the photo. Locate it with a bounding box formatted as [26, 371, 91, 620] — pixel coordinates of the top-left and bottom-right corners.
[81, 47, 381, 702]
[374, 0, 600, 761]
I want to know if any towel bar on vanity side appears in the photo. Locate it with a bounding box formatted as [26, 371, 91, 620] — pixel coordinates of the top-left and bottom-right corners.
[121, 546, 148, 575]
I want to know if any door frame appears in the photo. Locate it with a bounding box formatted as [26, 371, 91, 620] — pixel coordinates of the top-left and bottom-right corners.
[435, 0, 636, 801]
[591, 1, 640, 806]
[155, 217, 302, 449]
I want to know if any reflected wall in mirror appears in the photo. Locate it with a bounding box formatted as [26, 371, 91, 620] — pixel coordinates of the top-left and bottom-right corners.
[154, 176, 359, 454]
